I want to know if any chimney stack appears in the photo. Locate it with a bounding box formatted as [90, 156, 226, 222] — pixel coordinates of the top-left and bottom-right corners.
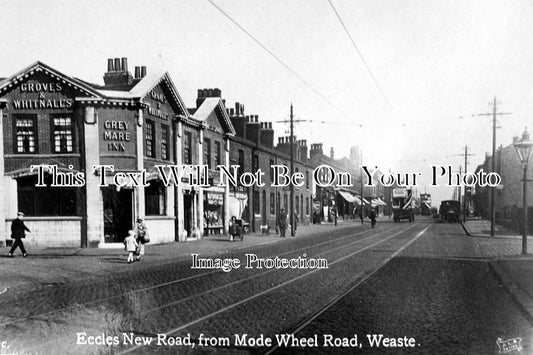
[104, 57, 134, 89]
[330, 147, 335, 160]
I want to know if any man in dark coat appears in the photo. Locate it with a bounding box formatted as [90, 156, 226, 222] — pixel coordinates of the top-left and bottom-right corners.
[369, 207, 377, 228]
[8, 212, 30, 257]
[277, 208, 288, 237]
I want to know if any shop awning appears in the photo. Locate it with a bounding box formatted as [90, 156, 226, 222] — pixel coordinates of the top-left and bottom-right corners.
[371, 198, 387, 207]
[228, 195, 248, 219]
[339, 190, 360, 204]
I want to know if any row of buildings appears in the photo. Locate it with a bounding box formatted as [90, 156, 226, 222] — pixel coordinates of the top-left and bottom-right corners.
[473, 131, 533, 234]
[0, 58, 386, 248]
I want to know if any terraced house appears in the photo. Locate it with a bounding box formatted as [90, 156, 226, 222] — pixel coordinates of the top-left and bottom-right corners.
[0, 57, 360, 248]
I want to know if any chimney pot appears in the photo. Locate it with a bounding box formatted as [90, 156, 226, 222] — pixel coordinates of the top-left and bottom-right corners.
[107, 58, 114, 72]
[235, 102, 240, 116]
[114, 58, 121, 71]
[141, 66, 147, 78]
[229, 108, 234, 116]
[121, 58, 128, 72]
[269, 122, 272, 129]
[134, 66, 140, 78]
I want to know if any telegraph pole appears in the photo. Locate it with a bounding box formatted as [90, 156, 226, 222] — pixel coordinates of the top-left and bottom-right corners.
[478, 98, 511, 236]
[290, 104, 295, 237]
[456, 145, 475, 221]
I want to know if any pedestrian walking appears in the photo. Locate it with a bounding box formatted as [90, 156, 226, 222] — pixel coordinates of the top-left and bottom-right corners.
[124, 230, 138, 264]
[134, 218, 149, 261]
[229, 216, 241, 242]
[8, 212, 30, 257]
[277, 208, 288, 237]
[369, 207, 377, 228]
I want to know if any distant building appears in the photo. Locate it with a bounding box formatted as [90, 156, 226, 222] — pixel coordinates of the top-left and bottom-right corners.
[473, 135, 533, 233]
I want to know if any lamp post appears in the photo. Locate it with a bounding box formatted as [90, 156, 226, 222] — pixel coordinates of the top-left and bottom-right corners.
[513, 127, 533, 255]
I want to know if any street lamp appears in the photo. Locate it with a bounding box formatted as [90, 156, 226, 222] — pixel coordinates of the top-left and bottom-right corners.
[513, 127, 533, 254]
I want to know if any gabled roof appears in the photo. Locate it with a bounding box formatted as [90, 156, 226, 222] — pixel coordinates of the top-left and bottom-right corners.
[95, 72, 189, 117]
[192, 97, 236, 136]
[0, 61, 103, 98]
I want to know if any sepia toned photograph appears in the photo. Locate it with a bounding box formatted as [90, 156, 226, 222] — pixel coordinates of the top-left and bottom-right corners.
[0, 1, 532, 354]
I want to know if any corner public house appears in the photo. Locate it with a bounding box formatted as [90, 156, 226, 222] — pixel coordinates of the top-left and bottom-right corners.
[0, 58, 370, 248]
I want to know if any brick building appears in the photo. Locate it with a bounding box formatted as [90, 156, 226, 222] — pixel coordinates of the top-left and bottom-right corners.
[0, 59, 205, 247]
[226, 102, 314, 233]
[473, 133, 533, 233]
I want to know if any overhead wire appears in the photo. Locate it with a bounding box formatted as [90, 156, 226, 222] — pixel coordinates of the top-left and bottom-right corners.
[327, 0, 393, 110]
[207, 0, 361, 125]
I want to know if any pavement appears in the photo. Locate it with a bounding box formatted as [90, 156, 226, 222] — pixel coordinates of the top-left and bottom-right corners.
[0, 219, 365, 296]
[3, 216, 533, 329]
[464, 218, 533, 324]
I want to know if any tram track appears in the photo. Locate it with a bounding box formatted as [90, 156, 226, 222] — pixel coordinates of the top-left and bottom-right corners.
[263, 223, 431, 355]
[116, 222, 426, 354]
[0, 223, 397, 329]
[5, 223, 411, 354]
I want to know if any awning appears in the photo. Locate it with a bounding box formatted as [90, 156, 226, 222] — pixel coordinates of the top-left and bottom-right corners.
[339, 190, 360, 204]
[227, 195, 248, 219]
[371, 197, 387, 207]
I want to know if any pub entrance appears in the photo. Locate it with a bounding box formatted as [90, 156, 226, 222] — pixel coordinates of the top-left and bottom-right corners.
[183, 193, 193, 238]
[103, 187, 134, 243]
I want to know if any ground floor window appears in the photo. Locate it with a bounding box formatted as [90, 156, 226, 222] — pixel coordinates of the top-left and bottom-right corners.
[17, 174, 78, 216]
[204, 192, 224, 235]
[145, 180, 166, 215]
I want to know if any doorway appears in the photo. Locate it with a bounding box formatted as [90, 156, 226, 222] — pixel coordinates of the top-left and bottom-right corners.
[102, 187, 133, 243]
[183, 192, 193, 238]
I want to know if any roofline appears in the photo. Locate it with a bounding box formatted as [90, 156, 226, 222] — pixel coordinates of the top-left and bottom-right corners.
[0, 61, 103, 98]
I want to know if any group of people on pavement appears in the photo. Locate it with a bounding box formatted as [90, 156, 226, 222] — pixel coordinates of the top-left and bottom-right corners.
[7, 211, 151, 264]
[124, 218, 150, 263]
[276, 208, 299, 237]
[7, 206, 376, 260]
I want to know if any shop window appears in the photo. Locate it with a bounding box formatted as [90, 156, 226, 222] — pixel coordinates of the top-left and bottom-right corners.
[14, 115, 37, 153]
[145, 120, 155, 158]
[254, 190, 260, 214]
[52, 116, 73, 153]
[17, 174, 77, 216]
[214, 141, 221, 166]
[145, 180, 166, 215]
[270, 192, 275, 215]
[183, 131, 192, 164]
[204, 138, 211, 169]
[161, 124, 169, 160]
[204, 192, 224, 232]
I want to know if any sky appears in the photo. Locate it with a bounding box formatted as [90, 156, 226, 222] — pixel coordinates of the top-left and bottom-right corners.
[2, 0, 533, 204]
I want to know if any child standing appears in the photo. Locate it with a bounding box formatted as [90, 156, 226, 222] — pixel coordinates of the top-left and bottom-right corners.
[124, 230, 138, 264]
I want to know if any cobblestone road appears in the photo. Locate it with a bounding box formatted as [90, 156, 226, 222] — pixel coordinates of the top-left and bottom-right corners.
[0, 219, 530, 355]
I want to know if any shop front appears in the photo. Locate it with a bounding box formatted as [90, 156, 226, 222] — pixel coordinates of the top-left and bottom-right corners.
[204, 190, 224, 235]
